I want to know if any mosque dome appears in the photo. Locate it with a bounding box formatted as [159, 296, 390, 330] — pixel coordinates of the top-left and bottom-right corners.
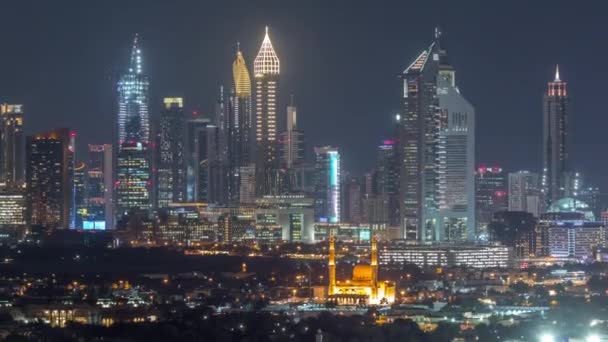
[352, 264, 372, 282]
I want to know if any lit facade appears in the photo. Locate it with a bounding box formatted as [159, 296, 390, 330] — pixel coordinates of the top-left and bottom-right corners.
[327, 236, 395, 305]
[26, 128, 74, 230]
[73, 161, 87, 228]
[117, 34, 150, 144]
[116, 142, 151, 214]
[436, 73, 475, 242]
[398, 29, 475, 242]
[280, 100, 305, 170]
[475, 165, 507, 237]
[116, 34, 151, 215]
[375, 140, 399, 226]
[542, 66, 569, 207]
[508, 171, 540, 217]
[1, 104, 24, 184]
[255, 195, 314, 243]
[548, 221, 605, 260]
[314, 147, 340, 223]
[379, 244, 512, 269]
[0, 182, 26, 233]
[85, 144, 113, 230]
[228, 48, 254, 204]
[158, 98, 186, 208]
[254, 27, 280, 196]
[185, 115, 211, 202]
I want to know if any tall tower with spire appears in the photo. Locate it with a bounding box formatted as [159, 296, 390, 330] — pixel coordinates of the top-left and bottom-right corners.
[116, 34, 152, 216]
[398, 28, 475, 242]
[229, 45, 254, 204]
[542, 65, 569, 206]
[253, 26, 281, 196]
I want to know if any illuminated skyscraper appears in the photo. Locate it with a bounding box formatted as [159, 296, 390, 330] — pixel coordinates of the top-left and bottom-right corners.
[158, 97, 186, 208]
[85, 144, 113, 230]
[73, 161, 87, 228]
[0, 182, 26, 238]
[228, 46, 254, 203]
[0, 104, 24, 183]
[475, 165, 507, 237]
[116, 34, 151, 216]
[116, 142, 151, 215]
[375, 140, 399, 226]
[509, 171, 540, 217]
[117, 34, 150, 144]
[280, 97, 305, 169]
[26, 128, 74, 230]
[542, 66, 569, 206]
[253, 26, 280, 196]
[185, 114, 211, 202]
[398, 29, 475, 242]
[435, 68, 475, 242]
[314, 146, 340, 223]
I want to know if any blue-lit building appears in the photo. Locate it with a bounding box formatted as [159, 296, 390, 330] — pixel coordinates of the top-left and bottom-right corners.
[116, 34, 151, 216]
[83, 144, 113, 230]
[314, 146, 340, 223]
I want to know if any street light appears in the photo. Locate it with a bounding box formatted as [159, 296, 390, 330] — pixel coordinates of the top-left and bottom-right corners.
[539, 333, 554, 342]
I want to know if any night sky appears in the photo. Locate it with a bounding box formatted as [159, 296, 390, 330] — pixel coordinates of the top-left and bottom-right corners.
[0, 1, 606, 190]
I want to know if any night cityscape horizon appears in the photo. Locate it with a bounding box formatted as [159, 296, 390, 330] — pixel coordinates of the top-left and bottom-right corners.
[0, 1, 608, 341]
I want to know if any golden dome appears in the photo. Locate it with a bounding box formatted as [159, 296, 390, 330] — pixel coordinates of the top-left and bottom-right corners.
[352, 264, 372, 282]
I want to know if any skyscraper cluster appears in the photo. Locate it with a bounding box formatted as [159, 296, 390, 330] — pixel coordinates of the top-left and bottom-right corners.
[0, 26, 603, 249]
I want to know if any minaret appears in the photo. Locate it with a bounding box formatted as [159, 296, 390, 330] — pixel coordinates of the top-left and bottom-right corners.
[253, 26, 280, 196]
[371, 235, 378, 299]
[328, 236, 336, 296]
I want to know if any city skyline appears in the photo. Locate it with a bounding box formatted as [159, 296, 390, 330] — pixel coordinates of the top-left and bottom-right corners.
[2, 1, 606, 192]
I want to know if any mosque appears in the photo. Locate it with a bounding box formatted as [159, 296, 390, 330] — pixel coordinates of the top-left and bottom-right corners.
[327, 236, 395, 305]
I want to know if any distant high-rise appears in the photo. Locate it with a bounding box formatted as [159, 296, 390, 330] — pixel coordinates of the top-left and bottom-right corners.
[26, 128, 74, 230]
[314, 146, 340, 223]
[0, 182, 26, 235]
[117, 34, 150, 144]
[116, 142, 150, 215]
[73, 161, 87, 228]
[436, 70, 476, 242]
[116, 34, 151, 216]
[239, 165, 256, 205]
[475, 165, 507, 237]
[158, 98, 186, 208]
[253, 26, 280, 196]
[228, 47, 254, 204]
[542, 66, 569, 207]
[185, 114, 211, 202]
[509, 171, 540, 217]
[206, 124, 228, 204]
[398, 29, 475, 242]
[1, 104, 24, 183]
[280, 97, 305, 169]
[375, 140, 399, 226]
[86, 144, 113, 230]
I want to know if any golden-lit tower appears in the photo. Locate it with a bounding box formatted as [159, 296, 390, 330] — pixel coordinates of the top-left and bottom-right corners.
[233, 44, 252, 98]
[253, 26, 280, 196]
[328, 235, 336, 295]
[371, 235, 378, 299]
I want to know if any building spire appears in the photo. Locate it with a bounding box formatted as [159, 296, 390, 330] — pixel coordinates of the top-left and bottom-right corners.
[129, 33, 143, 75]
[233, 43, 252, 97]
[434, 26, 442, 40]
[554, 64, 561, 82]
[254, 26, 280, 77]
